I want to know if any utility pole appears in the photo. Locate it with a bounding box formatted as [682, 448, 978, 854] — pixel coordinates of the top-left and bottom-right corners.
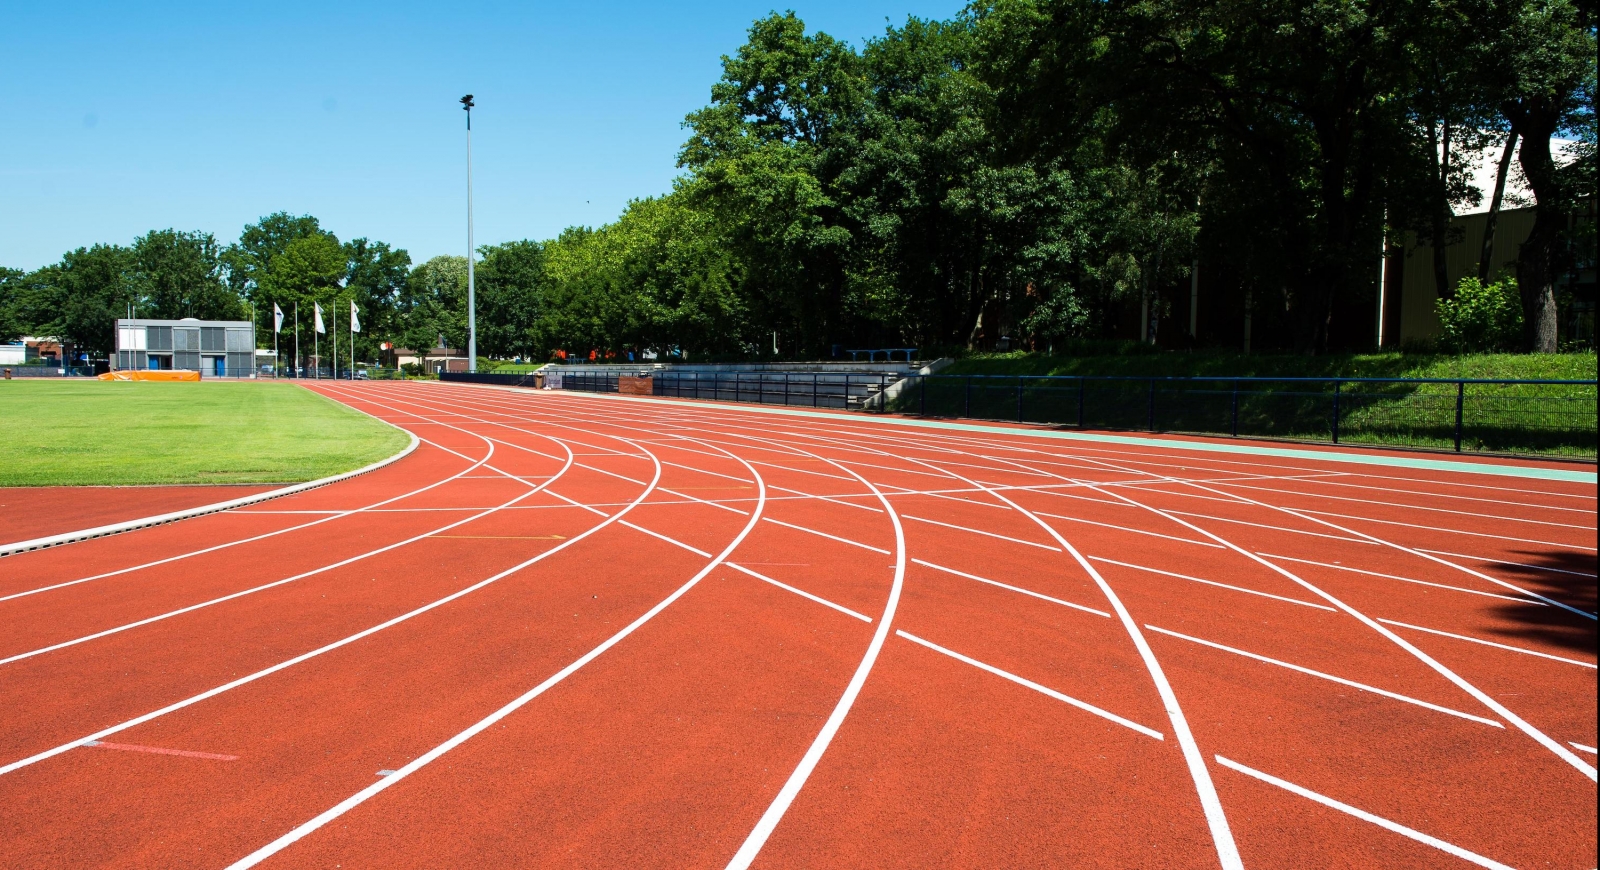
[462, 94, 477, 372]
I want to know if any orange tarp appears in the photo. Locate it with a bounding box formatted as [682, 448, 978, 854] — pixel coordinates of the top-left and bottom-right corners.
[97, 370, 202, 382]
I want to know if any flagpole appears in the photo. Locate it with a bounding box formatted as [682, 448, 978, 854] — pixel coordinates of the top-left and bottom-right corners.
[314, 303, 319, 380]
[294, 302, 300, 379]
[273, 309, 279, 379]
[333, 301, 338, 380]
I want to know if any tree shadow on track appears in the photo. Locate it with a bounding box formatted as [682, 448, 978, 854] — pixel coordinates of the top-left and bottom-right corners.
[1485, 549, 1597, 656]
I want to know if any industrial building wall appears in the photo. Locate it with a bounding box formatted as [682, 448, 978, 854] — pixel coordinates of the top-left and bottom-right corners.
[1396, 208, 1537, 344]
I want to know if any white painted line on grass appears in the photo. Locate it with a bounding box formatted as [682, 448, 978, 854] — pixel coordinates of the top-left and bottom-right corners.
[897, 630, 1163, 740]
[1214, 755, 1516, 870]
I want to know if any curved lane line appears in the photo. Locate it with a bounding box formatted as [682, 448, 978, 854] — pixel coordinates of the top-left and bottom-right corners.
[225, 428, 758, 869]
[0, 430, 570, 667]
[0, 394, 420, 558]
[0, 400, 647, 778]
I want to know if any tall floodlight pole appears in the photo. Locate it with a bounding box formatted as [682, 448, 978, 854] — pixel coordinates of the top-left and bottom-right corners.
[462, 94, 477, 372]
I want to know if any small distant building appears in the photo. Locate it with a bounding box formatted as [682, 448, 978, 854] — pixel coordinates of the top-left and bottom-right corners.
[114, 318, 256, 377]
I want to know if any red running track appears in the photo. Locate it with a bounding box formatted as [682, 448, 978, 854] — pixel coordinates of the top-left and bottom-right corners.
[0, 380, 1593, 869]
[0, 485, 275, 546]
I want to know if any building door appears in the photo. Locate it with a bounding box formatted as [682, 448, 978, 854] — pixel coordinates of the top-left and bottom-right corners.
[208, 356, 226, 377]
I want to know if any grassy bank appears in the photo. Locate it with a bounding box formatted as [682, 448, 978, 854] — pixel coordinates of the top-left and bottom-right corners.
[0, 381, 409, 486]
[904, 350, 1596, 457]
[942, 348, 1597, 381]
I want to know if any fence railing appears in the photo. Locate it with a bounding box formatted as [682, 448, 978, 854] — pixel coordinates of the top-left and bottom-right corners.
[443, 368, 1597, 458]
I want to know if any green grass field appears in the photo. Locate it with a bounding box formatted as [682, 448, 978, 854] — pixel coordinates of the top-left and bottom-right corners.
[0, 381, 409, 486]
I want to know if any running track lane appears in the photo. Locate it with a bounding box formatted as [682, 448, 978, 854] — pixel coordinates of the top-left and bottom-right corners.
[0, 380, 1590, 869]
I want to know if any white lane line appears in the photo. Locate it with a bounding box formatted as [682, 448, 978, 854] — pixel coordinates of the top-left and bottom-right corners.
[724, 440, 907, 870]
[1377, 619, 1597, 669]
[0, 439, 567, 667]
[1288, 507, 1597, 552]
[1571, 742, 1596, 754]
[1165, 510, 1377, 545]
[1088, 557, 1335, 612]
[1214, 756, 1516, 870]
[1145, 625, 1503, 728]
[896, 630, 1163, 740]
[0, 436, 494, 605]
[910, 558, 1110, 618]
[622, 521, 712, 558]
[1418, 548, 1599, 581]
[900, 514, 1060, 551]
[1032, 511, 1222, 548]
[0, 439, 649, 779]
[1254, 553, 1540, 605]
[224, 439, 750, 870]
[1219, 481, 1598, 530]
[769, 484, 882, 513]
[617, 519, 871, 622]
[1068, 454, 1598, 781]
[726, 563, 873, 623]
[763, 518, 891, 554]
[785, 432, 1244, 870]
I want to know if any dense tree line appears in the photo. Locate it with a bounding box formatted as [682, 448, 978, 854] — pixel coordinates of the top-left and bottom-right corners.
[4, 0, 1593, 361]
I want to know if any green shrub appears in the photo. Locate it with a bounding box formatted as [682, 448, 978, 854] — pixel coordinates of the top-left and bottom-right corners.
[1436, 277, 1523, 353]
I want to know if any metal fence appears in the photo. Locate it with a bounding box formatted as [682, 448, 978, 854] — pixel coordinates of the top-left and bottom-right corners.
[898, 374, 1596, 456]
[441, 368, 1597, 458]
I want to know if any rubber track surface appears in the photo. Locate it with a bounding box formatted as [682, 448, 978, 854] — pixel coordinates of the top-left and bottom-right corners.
[0, 486, 275, 546]
[0, 381, 1592, 869]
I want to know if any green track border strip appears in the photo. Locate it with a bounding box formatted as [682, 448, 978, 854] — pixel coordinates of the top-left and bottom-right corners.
[437, 381, 1598, 484]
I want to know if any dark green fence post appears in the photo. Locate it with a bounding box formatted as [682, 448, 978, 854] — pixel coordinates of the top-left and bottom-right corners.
[1077, 377, 1086, 427]
[1454, 381, 1465, 452]
[783, 374, 790, 406]
[1331, 379, 1342, 443]
[1147, 379, 1156, 431]
[1230, 381, 1239, 437]
[920, 375, 927, 416]
[813, 373, 819, 408]
[964, 376, 972, 418]
[1016, 376, 1024, 422]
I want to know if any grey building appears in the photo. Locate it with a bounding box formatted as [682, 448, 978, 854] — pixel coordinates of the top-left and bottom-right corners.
[115, 318, 256, 377]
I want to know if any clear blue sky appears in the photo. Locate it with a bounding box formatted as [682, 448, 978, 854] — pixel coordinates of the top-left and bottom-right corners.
[0, 0, 964, 271]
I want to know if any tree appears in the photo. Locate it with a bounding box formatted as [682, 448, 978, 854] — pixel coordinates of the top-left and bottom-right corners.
[0, 267, 28, 342]
[400, 255, 468, 369]
[1489, 0, 1595, 351]
[475, 240, 545, 360]
[131, 229, 242, 320]
[344, 238, 411, 363]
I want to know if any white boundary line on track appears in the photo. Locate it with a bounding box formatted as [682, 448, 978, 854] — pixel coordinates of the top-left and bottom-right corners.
[1038, 454, 1599, 781]
[722, 436, 907, 870]
[0, 432, 571, 667]
[453, 383, 1247, 868]
[1376, 619, 1596, 669]
[0, 396, 653, 778]
[1213, 755, 1517, 870]
[0, 427, 419, 559]
[911, 558, 1111, 618]
[1254, 554, 1545, 605]
[897, 630, 1163, 739]
[441, 381, 1596, 484]
[225, 435, 760, 870]
[1088, 557, 1336, 612]
[1144, 625, 1503, 727]
[0, 433, 496, 605]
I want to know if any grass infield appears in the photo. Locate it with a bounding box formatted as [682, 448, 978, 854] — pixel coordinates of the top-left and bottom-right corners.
[0, 381, 408, 486]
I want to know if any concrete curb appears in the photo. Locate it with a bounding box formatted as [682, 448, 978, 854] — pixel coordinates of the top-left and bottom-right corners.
[0, 429, 419, 559]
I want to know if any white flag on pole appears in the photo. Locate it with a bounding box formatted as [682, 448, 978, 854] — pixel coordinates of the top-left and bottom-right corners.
[350, 300, 361, 333]
[314, 302, 326, 334]
[273, 303, 284, 333]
